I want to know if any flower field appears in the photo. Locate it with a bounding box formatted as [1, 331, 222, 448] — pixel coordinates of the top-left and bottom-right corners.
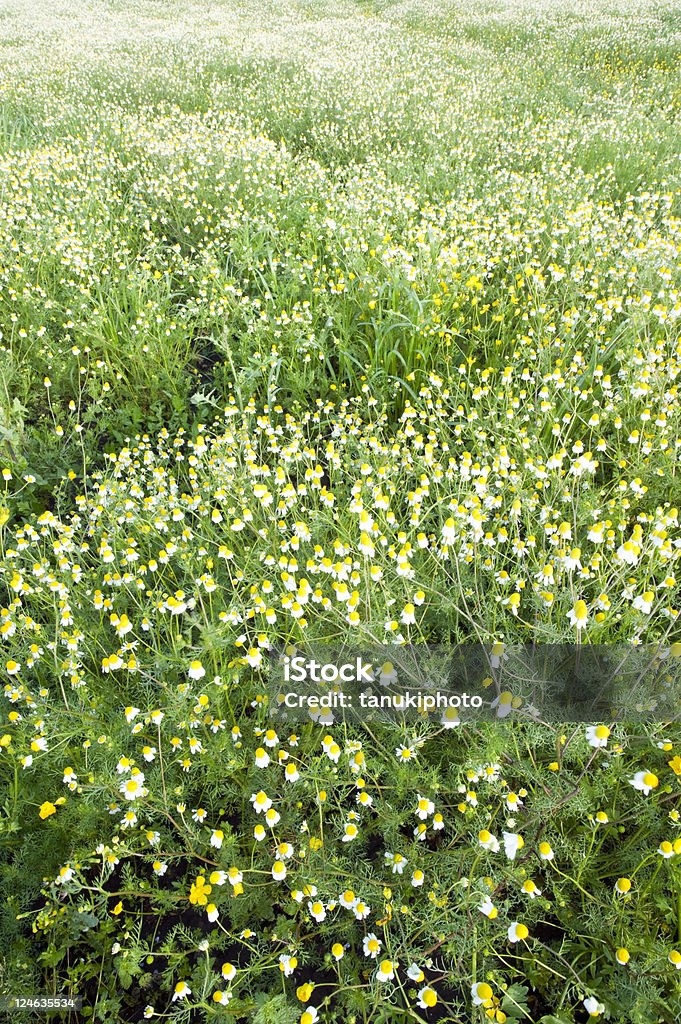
[1, 0, 681, 1020]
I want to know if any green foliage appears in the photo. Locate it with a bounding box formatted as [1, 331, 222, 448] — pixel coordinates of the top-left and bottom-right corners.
[0, 0, 681, 1022]
[253, 994, 300, 1024]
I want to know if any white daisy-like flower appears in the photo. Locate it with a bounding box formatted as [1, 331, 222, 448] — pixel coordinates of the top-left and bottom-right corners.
[629, 771, 659, 795]
[376, 959, 395, 982]
[308, 900, 326, 922]
[507, 921, 529, 943]
[172, 981, 191, 1002]
[353, 900, 371, 920]
[632, 591, 654, 614]
[585, 725, 610, 748]
[441, 706, 460, 728]
[342, 822, 359, 842]
[583, 996, 605, 1017]
[363, 933, 382, 958]
[55, 865, 74, 885]
[385, 851, 408, 874]
[471, 981, 494, 1006]
[272, 860, 287, 881]
[478, 829, 500, 853]
[415, 795, 435, 820]
[278, 953, 297, 976]
[339, 889, 356, 909]
[503, 831, 524, 860]
[567, 600, 588, 629]
[417, 986, 438, 1009]
[478, 895, 498, 918]
[250, 790, 272, 813]
[119, 772, 145, 801]
[254, 747, 270, 768]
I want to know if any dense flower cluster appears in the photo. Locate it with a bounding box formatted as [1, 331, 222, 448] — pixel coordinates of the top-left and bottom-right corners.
[0, 403, 679, 1020]
[0, 0, 680, 1021]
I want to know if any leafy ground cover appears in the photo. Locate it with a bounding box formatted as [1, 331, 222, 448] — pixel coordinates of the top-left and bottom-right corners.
[0, 0, 680, 1021]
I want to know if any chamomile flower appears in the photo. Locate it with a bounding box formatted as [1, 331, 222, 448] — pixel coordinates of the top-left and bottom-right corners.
[586, 725, 610, 748]
[396, 744, 417, 762]
[471, 982, 494, 1006]
[308, 900, 326, 922]
[353, 900, 371, 920]
[478, 895, 498, 919]
[629, 771, 659, 795]
[172, 981, 191, 1002]
[385, 851, 408, 874]
[120, 771, 145, 801]
[415, 795, 435, 819]
[363, 933, 382, 958]
[583, 996, 604, 1017]
[417, 986, 438, 1009]
[503, 832, 524, 860]
[250, 790, 272, 813]
[376, 959, 395, 982]
[342, 822, 359, 842]
[279, 953, 298, 976]
[478, 829, 500, 853]
[567, 600, 588, 629]
[507, 921, 529, 943]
